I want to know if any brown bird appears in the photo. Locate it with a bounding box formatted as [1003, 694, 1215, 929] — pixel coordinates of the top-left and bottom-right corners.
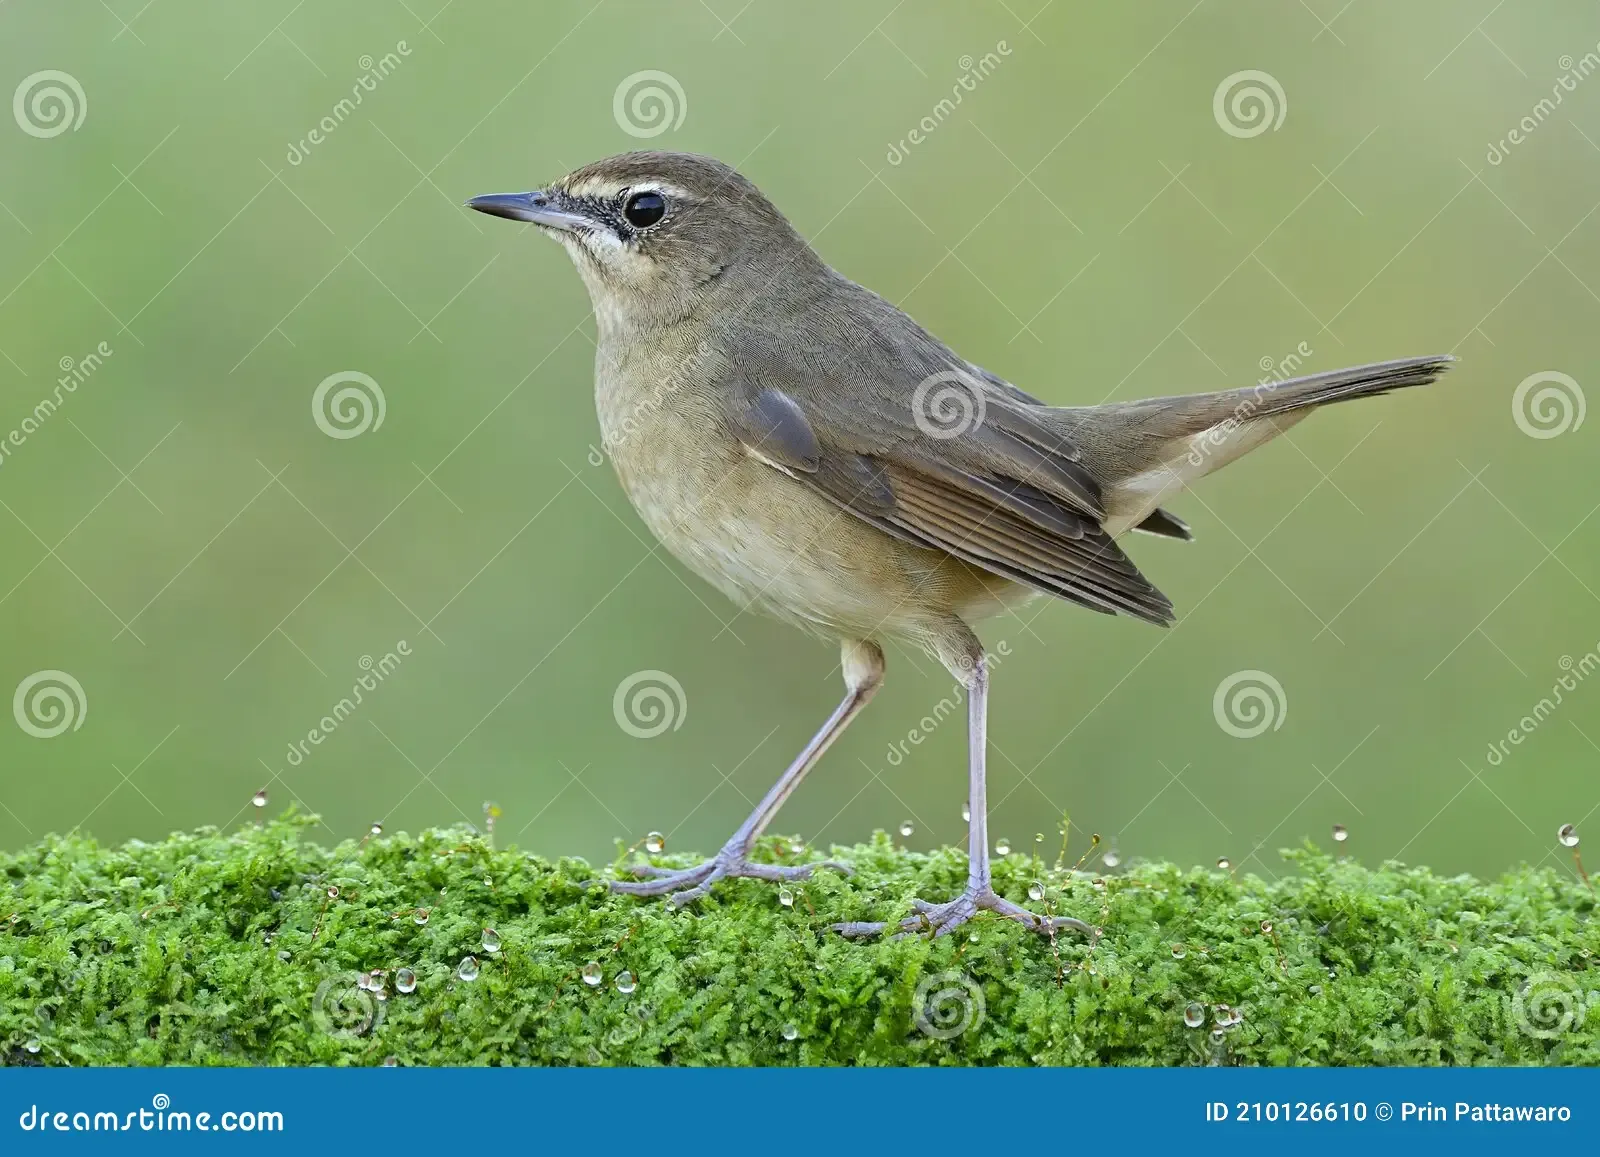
[469, 151, 1452, 939]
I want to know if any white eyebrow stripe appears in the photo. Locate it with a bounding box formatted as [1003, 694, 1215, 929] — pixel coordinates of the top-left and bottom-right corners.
[563, 177, 693, 201]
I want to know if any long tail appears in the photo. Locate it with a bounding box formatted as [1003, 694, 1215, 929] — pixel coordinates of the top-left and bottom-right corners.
[1106, 354, 1455, 439]
[1078, 355, 1457, 538]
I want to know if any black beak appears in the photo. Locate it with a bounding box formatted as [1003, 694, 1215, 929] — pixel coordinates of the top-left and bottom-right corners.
[465, 190, 591, 232]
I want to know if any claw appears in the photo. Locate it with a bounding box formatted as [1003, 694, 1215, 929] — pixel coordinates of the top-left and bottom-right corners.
[610, 850, 850, 903]
[833, 886, 1092, 940]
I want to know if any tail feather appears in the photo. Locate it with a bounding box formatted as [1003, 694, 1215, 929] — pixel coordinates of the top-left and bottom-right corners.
[1115, 354, 1456, 441]
[1088, 354, 1457, 538]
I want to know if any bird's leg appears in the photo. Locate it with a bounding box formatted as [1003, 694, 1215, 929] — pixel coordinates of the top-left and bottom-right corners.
[834, 645, 1092, 940]
[612, 640, 883, 906]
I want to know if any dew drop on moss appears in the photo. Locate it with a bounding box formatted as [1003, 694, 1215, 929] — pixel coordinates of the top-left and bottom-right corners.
[1332, 824, 1348, 843]
[1214, 1004, 1232, 1027]
[1183, 1002, 1205, 1028]
[382, 1056, 398, 1067]
[899, 820, 914, 838]
[1260, 921, 1273, 934]
[326, 886, 339, 900]
[1216, 857, 1231, 870]
[961, 804, 971, 822]
[456, 956, 480, 982]
[615, 969, 637, 994]
[252, 789, 268, 809]
[644, 831, 665, 854]
[1028, 881, 1044, 901]
[370, 822, 383, 836]
[994, 838, 1011, 856]
[581, 961, 603, 987]
[1171, 944, 1186, 959]
[413, 911, 429, 926]
[1102, 846, 1121, 869]
[395, 968, 417, 994]
[777, 885, 794, 908]
[1558, 823, 1579, 848]
[781, 1023, 798, 1041]
[481, 928, 502, 954]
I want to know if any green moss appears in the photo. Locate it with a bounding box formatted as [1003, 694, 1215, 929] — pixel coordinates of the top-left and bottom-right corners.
[0, 814, 1595, 1065]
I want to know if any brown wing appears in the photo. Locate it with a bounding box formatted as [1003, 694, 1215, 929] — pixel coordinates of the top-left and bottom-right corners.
[731, 385, 1175, 626]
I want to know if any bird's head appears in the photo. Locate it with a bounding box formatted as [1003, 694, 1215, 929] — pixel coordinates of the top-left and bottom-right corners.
[469, 151, 813, 332]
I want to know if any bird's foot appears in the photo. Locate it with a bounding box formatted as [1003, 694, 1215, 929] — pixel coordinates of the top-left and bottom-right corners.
[832, 883, 1093, 940]
[610, 842, 851, 907]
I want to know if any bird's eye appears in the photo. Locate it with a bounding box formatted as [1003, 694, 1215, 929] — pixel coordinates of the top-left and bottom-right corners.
[622, 190, 666, 229]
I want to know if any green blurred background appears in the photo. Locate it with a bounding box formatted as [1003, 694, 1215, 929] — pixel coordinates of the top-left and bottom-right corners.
[1, 1, 1595, 882]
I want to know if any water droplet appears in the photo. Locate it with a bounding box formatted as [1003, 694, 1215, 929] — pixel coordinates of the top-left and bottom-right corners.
[615, 969, 637, 994]
[483, 876, 493, 888]
[1171, 944, 1187, 959]
[777, 885, 794, 908]
[1558, 823, 1579, 848]
[1213, 1004, 1231, 1026]
[961, 804, 971, 822]
[899, 820, 914, 838]
[1216, 857, 1231, 870]
[1210, 1028, 1226, 1045]
[1260, 920, 1273, 934]
[644, 831, 665, 854]
[1028, 881, 1045, 901]
[252, 789, 268, 809]
[277, 950, 291, 963]
[1332, 823, 1348, 843]
[994, 838, 1011, 856]
[369, 821, 383, 836]
[1183, 1002, 1205, 1028]
[24, 1039, 40, 1054]
[382, 1055, 398, 1067]
[481, 928, 502, 954]
[395, 968, 417, 994]
[456, 956, 480, 982]
[1102, 842, 1122, 869]
[1092, 877, 1106, 891]
[581, 961, 603, 987]
[1035, 832, 1044, 844]
[781, 1023, 799, 1041]
[789, 838, 805, 853]
[326, 886, 340, 899]
[413, 910, 429, 926]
